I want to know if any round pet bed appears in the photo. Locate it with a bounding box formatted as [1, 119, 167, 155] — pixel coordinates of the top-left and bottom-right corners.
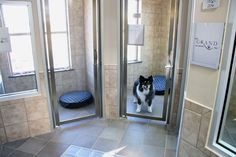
[153, 75, 166, 95]
[59, 91, 93, 109]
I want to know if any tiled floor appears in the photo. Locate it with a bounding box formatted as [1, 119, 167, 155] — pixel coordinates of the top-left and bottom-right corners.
[127, 94, 164, 118]
[58, 103, 95, 121]
[0, 117, 177, 157]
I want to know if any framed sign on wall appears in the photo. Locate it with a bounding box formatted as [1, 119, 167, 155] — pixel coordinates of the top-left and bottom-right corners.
[191, 23, 225, 70]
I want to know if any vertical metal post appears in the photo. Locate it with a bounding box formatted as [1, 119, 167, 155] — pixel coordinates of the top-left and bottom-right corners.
[93, 0, 103, 117]
[120, 0, 128, 117]
[40, 0, 60, 126]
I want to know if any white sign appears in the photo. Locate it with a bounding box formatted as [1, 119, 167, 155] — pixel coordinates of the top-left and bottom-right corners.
[128, 24, 144, 46]
[191, 23, 224, 69]
[203, 0, 220, 10]
[0, 27, 11, 53]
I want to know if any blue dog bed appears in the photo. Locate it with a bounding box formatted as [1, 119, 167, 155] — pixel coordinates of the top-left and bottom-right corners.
[153, 75, 166, 95]
[59, 91, 93, 109]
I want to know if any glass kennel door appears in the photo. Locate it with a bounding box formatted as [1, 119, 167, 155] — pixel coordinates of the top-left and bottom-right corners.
[41, 0, 102, 126]
[120, 0, 179, 122]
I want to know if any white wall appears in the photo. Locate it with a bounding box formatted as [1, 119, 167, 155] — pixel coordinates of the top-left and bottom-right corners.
[186, 0, 229, 109]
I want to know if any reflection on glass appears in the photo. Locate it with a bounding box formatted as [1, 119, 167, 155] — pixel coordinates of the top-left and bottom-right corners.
[9, 35, 34, 74]
[0, 3, 38, 96]
[51, 34, 70, 69]
[219, 65, 236, 152]
[2, 5, 30, 34]
[48, 0, 67, 32]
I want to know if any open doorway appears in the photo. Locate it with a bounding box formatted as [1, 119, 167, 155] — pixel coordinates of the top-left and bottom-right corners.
[120, 0, 179, 122]
[40, 0, 102, 126]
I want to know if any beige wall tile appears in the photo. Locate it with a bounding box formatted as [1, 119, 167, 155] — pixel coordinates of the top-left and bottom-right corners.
[25, 99, 49, 121]
[181, 109, 201, 147]
[0, 128, 7, 144]
[179, 140, 208, 157]
[0, 111, 4, 128]
[1, 103, 27, 126]
[29, 118, 51, 137]
[5, 122, 29, 142]
[184, 100, 203, 114]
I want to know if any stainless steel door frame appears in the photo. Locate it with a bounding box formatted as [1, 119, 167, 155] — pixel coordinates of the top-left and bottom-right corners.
[40, 0, 59, 127]
[120, 0, 128, 117]
[120, 0, 180, 122]
[93, 0, 103, 118]
[40, 0, 102, 127]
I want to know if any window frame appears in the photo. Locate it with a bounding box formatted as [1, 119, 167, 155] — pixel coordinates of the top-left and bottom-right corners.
[0, 0, 41, 101]
[207, 0, 236, 155]
[1, 2, 38, 76]
[127, 0, 141, 63]
[43, 0, 72, 71]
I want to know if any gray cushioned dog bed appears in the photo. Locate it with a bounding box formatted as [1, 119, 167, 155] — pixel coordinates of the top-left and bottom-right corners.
[59, 91, 93, 109]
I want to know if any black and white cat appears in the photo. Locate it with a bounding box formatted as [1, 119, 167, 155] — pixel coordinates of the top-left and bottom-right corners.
[133, 75, 155, 113]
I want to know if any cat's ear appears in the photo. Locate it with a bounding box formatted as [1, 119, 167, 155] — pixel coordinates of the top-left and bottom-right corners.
[148, 75, 153, 82]
[139, 75, 145, 81]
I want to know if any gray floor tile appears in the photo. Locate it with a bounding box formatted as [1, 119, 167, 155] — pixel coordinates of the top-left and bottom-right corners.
[165, 135, 177, 150]
[116, 144, 141, 157]
[108, 119, 129, 129]
[143, 133, 166, 147]
[50, 129, 79, 145]
[86, 118, 109, 127]
[17, 138, 48, 155]
[36, 142, 69, 157]
[165, 149, 176, 157]
[139, 145, 165, 157]
[92, 138, 119, 152]
[0, 145, 15, 157]
[146, 123, 167, 135]
[89, 150, 105, 157]
[99, 127, 125, 141]
[8, 150, 33, 157]
[71, 135, 97, 148]
[127, 117, 150, 123]
[62, 145, 81, 156]
[120, 129, 145, 145]
[76, 147, 91, 157]
[35, 132, 55, 141]
[76, 125, 105, 137]
[127, 122, 148, 132]
[3, 138, 29, 149]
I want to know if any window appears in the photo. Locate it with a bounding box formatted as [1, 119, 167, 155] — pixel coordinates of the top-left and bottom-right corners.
[44, 0, 71, 70]
[1, 4, 35, 75]
[127, 0, 141, 63]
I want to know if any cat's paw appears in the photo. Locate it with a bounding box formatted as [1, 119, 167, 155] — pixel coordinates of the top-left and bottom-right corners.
[136, 105, 141, 112]
[133, 98, 137, 103]
[148, 106, 152, 113]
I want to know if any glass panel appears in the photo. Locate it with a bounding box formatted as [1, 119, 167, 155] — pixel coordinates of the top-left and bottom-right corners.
[127, 45, 137, 61]
[219, 64, 236, 152]
[126, 0, 170, 119]
[2, 5, 30, 34]
[9, 35, 34, 74]
[0, 2, 38, 97]
[51, 33, 70, 69]
[128, 0, 137, 25]
[48, 0, 67, 32]
[42, 0, 97, 123]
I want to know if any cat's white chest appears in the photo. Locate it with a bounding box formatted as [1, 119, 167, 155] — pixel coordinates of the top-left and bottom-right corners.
[136, 85, 148, 102]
